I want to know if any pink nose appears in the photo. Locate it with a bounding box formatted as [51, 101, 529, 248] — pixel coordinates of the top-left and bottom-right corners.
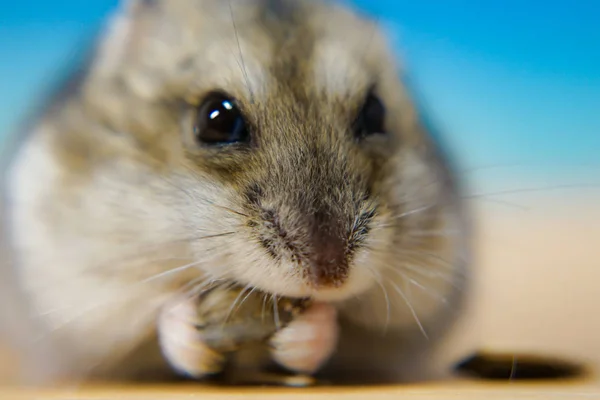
[306, 217, 349, 288]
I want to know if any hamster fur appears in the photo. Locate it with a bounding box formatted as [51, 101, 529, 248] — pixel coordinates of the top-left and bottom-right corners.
[1, 0, 471, 384]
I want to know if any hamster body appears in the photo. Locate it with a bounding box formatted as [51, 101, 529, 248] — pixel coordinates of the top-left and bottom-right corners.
[1, 0, 471, 384]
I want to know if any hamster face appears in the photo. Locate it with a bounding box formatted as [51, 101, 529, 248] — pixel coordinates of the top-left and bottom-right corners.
[73, 0, 464, 305]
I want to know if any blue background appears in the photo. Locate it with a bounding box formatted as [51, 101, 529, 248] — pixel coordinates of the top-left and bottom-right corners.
[1, 1, 599, 190]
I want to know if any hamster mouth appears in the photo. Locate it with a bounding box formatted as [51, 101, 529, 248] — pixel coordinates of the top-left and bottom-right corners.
[230, 272, 371, 304]
[198, 280, 313, 311]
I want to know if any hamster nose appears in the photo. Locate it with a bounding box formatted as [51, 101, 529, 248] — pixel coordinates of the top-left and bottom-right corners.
[257, 205, 353, 288]
[306, 215, 349, 289]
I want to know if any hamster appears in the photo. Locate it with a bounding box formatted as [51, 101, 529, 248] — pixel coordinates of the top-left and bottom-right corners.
[0, 0, 471, 385]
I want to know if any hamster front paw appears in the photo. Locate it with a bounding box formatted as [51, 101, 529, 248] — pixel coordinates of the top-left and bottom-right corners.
[269, 302, 339, 374]
[157, 295, 227, 379]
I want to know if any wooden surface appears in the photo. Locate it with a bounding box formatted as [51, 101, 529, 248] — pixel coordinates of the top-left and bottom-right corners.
[1, 379, 599, 400]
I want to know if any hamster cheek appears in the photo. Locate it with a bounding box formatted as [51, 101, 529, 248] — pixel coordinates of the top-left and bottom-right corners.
[157, 298, 225, 379]
[269, 302, 339, 374]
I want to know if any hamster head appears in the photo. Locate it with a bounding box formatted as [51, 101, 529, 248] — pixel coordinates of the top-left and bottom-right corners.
[80, 0, 464, 303]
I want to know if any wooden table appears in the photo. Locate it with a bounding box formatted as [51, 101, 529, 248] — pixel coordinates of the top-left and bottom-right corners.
[1, 378, 599, 400]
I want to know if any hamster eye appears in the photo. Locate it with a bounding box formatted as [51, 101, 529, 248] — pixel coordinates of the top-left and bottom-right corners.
[193, 92, 249, 145]
[353, 90, 386, 139]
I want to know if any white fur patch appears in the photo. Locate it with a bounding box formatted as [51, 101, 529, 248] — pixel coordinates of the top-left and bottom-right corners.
[6, 128, 213, 374]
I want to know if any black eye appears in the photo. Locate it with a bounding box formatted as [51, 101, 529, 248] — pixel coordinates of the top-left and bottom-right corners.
[193, 92, 249, 145]
[354, 91, 386, 139]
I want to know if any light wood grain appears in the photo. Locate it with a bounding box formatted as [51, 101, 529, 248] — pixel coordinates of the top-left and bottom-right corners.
[1, 379, 599, 400]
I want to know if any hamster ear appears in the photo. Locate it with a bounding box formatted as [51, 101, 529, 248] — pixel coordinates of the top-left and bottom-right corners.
[91, 0, 156, 79]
